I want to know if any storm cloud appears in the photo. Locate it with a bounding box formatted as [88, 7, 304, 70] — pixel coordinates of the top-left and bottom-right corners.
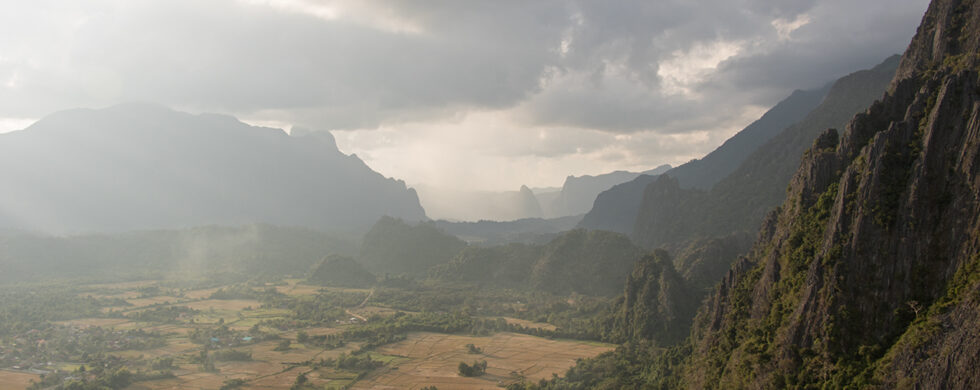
[0, 0, 930, 189]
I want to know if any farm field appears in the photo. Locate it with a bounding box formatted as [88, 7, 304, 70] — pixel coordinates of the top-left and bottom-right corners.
[1, 278, 615, 389]
[0, 370, 41, 389]
[357, 332, 614, 389]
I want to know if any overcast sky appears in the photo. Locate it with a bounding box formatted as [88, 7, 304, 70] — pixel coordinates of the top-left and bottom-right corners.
[0, 0, 930, 191]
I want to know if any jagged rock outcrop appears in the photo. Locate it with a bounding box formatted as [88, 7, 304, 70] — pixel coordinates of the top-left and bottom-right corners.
[517, 185, 544, 219]
[684, 1, 980, 387]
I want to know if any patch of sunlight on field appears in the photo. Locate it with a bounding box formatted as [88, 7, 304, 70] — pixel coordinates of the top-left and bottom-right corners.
[353, 332, 615, 389]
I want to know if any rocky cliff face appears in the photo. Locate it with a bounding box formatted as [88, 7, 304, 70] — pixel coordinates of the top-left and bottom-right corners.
[685, 0, 980, 387]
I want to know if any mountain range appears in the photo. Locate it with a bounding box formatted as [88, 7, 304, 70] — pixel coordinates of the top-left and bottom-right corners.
[578, 82, 833, 235]
[579, 55, 900, 249]
[418, 165, 671, 222]
[546, 0, 980, 387]
[0, 103, 426, 234]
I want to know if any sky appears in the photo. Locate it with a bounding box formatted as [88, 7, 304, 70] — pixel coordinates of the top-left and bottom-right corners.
[0, 0, 930, 191]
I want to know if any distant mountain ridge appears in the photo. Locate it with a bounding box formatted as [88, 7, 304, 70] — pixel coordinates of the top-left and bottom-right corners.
[578, 83, 833, 234]
[0, 103, 426, 234]
[545, 165, 671, 217]
[416, 165, 670, 222]
[434, 214, 583, 246]
[416, 184, 545, 222]
[666, 86, 832, 190]
[633, 55, 901, 250]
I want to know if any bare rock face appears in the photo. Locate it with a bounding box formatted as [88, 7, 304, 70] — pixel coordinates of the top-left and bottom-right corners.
[537, 3, 978, 388]
[683, 0, 980, 388]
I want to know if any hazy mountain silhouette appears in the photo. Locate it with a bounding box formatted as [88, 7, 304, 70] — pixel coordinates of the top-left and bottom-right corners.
[578, 84, 832, 234]
[415, 184, 543, 222]
[309, 254, 376, 288]
[0, 103, 426, 234]
[633, 55, 900, 250]
[357, 216, 467, 276]
[579, 56, 898, 238]
[665, 86, 831, 189]
[545, 165, 671, 218]
[416, 166, 668, 222]
[434, 214, 582, 246]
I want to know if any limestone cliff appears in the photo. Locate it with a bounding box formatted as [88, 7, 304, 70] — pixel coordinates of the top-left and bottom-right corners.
[685, 0, 980, 387]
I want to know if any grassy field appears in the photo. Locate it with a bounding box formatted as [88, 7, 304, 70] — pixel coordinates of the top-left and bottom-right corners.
[0, 370, 41, 389]
[357, 332, 615, 389]
[6, 278, 613, 389]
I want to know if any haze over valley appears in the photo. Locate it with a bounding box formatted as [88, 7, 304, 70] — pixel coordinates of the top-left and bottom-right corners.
[6, 1, 980, 389]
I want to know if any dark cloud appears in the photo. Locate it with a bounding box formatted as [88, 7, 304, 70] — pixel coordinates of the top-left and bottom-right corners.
[0, 0, 929, 134]
[519, 0, 929, 132]
[1, 0, 566, 128]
